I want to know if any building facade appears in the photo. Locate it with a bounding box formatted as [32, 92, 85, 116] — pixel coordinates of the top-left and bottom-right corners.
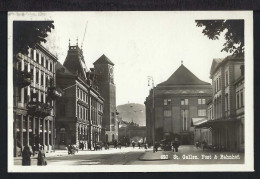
[118, 121, 146, 145]
[13, 44, 60, 156]
[55, 44, 104, 149]
[206, 56, 244, 152]
[93, 55, 118, 143]
[145, 64, 212, 145]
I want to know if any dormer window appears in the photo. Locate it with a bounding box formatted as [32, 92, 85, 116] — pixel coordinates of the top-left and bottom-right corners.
[240, 65, 244, 76]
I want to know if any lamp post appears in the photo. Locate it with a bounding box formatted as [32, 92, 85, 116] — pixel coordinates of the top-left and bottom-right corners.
[147, 76, 155, 150]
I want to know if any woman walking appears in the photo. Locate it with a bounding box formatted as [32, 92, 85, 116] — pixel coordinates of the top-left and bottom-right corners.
[22, 145, 31, 166]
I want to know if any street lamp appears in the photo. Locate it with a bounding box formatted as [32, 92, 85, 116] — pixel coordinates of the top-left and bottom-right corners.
[147, 76, 155, 150]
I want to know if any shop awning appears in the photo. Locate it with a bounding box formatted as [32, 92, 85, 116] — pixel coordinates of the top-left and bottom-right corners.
[191, 118, 208, 127]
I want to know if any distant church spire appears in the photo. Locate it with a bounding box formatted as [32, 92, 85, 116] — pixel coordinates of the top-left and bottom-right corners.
[181, 60, 183, 65]
[69, 38, 70, 47]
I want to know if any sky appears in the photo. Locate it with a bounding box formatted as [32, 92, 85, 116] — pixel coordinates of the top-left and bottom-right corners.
[15, 12, 235, 105]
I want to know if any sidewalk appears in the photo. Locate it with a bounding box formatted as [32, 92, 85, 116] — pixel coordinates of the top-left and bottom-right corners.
[14, 147, 145, 161]
[139, 145, 245, 164]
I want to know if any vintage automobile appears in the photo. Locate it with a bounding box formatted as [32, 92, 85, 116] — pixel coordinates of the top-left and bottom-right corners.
[160, 139, 172, 151]
[94, 142, 103, 150]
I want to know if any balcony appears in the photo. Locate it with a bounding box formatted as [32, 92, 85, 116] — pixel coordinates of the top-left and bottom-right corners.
[47, 87, 63, 100]
[14, 68, 33, 88]
[27, 101, 53, 117]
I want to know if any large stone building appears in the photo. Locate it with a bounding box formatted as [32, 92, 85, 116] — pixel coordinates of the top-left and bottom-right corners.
[145, 63, 212, 145]
[93, 55, 118, 143]
[55, 43, 104, 149]
[13, 44, 61, 156]
[197, 56, 244, 152]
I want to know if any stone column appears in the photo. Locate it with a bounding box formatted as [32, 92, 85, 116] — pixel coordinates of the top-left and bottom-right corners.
[47, 119, 50, 150]
[26, 116, 30, 146]
[42, 118, 45, 150]
[14, 112, 17, 157]
[32, 117, 35, 135]
[20, 115, 24, 150]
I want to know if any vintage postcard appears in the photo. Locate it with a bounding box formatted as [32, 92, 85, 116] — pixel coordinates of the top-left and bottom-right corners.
[8, 11, 254, 172]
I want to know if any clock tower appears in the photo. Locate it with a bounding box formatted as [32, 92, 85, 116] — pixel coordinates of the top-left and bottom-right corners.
[94, 54, 117, 142]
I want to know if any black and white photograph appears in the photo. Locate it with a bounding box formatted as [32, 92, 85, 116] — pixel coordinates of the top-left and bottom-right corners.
[8, 11, 254, 172]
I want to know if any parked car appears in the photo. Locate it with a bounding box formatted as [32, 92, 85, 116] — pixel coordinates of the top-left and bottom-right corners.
[160, 139, 172, 151]
[94, 142, 103, 150]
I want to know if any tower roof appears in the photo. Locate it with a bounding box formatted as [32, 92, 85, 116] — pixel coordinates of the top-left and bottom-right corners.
[63, 45, 88, 78]
[157, 64, 210, 86]
[94, 54, 114, 66]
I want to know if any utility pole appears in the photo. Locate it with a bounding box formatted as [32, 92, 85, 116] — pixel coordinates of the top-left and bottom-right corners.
[148, 76, 155, 151]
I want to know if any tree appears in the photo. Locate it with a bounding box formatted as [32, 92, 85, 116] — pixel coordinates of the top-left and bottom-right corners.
[13, 21, 54, 55]
[195, 20, 244, 57]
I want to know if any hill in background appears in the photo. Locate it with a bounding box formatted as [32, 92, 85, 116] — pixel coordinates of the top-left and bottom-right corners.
[117, 103, 146, 126]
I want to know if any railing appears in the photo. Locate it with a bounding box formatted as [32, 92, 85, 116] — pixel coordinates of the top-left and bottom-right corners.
[47, 87, 63, 100]
[13, 68, 33, 88]
[27, 101, 53, 117]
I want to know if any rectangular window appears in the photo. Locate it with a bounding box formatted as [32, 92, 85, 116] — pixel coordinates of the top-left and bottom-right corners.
[36, 71, 39, 83]
[77, 105, 80, 118]
[236, 93, 240, 109]
[198, 99, 202, 104]
[31, 49, 34, 59]
[167, 99, 171, 105]
[164, 110, 171, 117]
[241, 91, 244, 107]
[24, 87, 28, 103]
[185, 99, 188, 105]
[225, 71, 229, 86]
[50, 63, 53, 72]
[41, 56, 44, 67]
[80, 90, 82, 100]
[181, 110, 189, 131]
[24, 63, 28, 72]
[36, 53, 39, 63]
[46, 76, 49, 87]
[41, 74, 44, 86]
[164, 99, 167, 105]
[198, 109, 206, 116]
[46, 60, 49, 70]
[41, 93, 44, 102]
[181, 99, 185, 105]
[202, 99, 206, 104]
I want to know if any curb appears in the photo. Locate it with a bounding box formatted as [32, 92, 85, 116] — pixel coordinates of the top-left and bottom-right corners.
[138, 152, 170, 161]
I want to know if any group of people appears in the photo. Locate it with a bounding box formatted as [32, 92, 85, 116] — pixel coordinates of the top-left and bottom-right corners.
[195, 139, 208, 150]
[154, 138, 180, 152]
[22, 144, 47, 166]
[131, 141, 148, 149]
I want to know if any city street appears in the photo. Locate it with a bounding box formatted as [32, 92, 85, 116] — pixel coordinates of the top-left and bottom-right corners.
[14, 145, 244, 165]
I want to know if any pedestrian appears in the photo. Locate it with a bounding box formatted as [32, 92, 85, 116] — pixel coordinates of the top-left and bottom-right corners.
[22, 145, 31, 166]
[88, 142, 91, 151]
[37, 146, 47, 166]
[118, 141, 121, 149]
[132, 141, 135, 149]
[173, 138, 180, 152]
[202, 139, 207, 150]
[138, 142, 141, 149]
[32, 143, 36, 156]
[144, 143, 147, 149]
[195, 141, 199, 149]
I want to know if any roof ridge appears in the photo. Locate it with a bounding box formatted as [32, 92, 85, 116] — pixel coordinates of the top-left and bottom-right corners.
[94, 54, 114, 65]
[157, 64, 210, 86]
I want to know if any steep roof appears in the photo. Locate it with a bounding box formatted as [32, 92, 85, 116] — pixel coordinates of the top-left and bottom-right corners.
[210, 58, 224, 75]
[56, 61, 74, 76]
[93, 54, 114, 66]
[63, 45, 87, 78]
[157, 64, 210, 86]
